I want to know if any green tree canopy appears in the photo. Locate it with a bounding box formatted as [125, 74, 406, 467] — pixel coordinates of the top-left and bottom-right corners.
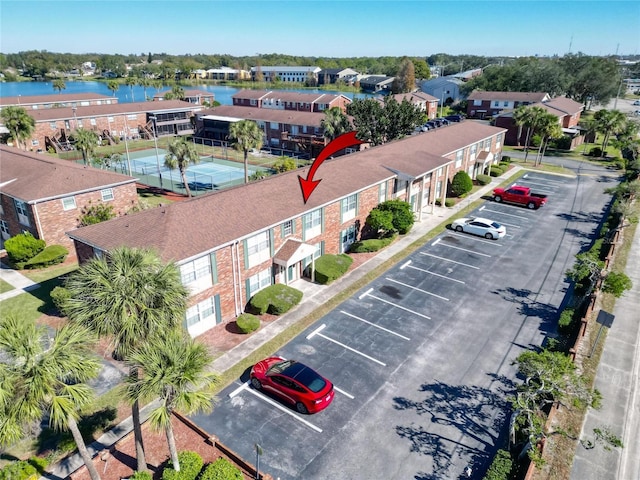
[321, 106, 352, 142]
[73, 128, 100, 165]
[164, 137, 200, 197]
[0, 106, 35, 150]
[228, 119, 263, 183]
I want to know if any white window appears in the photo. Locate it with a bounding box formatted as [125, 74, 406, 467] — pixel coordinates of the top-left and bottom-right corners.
[108, 116, 114, 123]
[270, 122, 279, 129]
[282, 220, 293, 236]
[455, 150, 464, 168]
[470, 143, 477, 161]
[341, 224, 357, 253]
[61, 196, 76, 211]
[49, 122, 57, 130]
[180, 255, 212, 292]
[0, 220, 9, 240]
[484, 138, 492, 149]
[31, 139, 39, 146]
[503, 101, 509, 107]
[248, 268, 272, 297]
[186, 297, 216, 328]
[247, 231, 271, 267]
[341, 194, 357, 222]
[90, 118, 97, 126]
[127, 114, 137, 121]
[473, 99, 482, 106]
[394, 179, 408, 196]
[379, 181, 387, 203]
[496, 134, 502, 149]
[493, 101, 500, 107]
[77, 119, 83, 127]
[101, 188, 114, 201]
[304, 209, 322, 239]
[436, 167, 443, 177]
[14, 199, 29, 226]
[250, 99, 257, 106]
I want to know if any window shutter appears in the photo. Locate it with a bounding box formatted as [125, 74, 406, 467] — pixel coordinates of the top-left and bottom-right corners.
[292, 219, 296, 234]
[269, 229, 274, 256]
[214, 295, 222, 325]
[340, 198, 345, 224]
[355, 193, 359, 215]
[321, 208, 325, 233]
[245, 278, 251, 299]
[281, 223, 285, 238]
[210, 252, 218, 284]
[243, 239, 249, 269]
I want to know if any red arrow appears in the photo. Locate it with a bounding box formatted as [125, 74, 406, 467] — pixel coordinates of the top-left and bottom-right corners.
[298, 131, 364, 203]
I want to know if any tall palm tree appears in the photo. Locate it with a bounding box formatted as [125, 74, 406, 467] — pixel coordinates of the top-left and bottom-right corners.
[521, 106, 548, 163]
[64, 247, 189, 473]
[0, 316, 102, 480]
[580, 116, 599, 155]
[140, 77, 152, 101]
[165, 137, 200, 197]
[125, 76, 138, 102]
[171, 85, 185, 100]
[594, 109, 627, 154]
[512, 105, 530, 147]
[73, 128, 100, 165]
[321, 107, 352, 142]
[0, 106, 35, 150]
[53, 78, 66, 94]
[107, 80, 119, 97]
[124, 329, 219, 472]
[534, 113, 564, 166]
[228, 119, 263, 183]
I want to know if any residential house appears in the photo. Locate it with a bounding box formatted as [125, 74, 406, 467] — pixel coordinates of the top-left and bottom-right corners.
[317, 68, 359, 86]
[153, 89, 216, 106]
[250, 66, 321, 84]
[494, 96, 585, 149]
[359, 75, 395, 93]
[206, 67, 251, 81]
[466, 91, 550, 119]
[68, 121, 506, 337]
[0, 93, 117, 112]
[232, 90, 351, 113]
[194, 105, 328, 158]
[384, 91, 439, 119]
[18, 99, 201, 152]
[419, 76, 465, 107]
[0, 146, 138, 259]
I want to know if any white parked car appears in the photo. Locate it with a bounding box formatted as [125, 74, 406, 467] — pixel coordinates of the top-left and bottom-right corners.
[451, 217, 506, 239]
[633, 100, 640, 106]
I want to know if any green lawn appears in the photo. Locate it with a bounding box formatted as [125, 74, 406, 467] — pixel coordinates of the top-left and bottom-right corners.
[0, 278, 14, 294]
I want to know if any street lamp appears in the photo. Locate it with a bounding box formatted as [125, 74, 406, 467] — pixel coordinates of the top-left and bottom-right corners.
[149, 115, 163, 188]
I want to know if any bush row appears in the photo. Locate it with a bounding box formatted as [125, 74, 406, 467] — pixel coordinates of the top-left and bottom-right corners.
[3, 232, 67, 270]
[161, 451, 243, 480]
[247, 284, 303, 315]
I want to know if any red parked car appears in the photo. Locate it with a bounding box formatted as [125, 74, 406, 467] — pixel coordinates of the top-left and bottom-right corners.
[250, 356, 335, 414]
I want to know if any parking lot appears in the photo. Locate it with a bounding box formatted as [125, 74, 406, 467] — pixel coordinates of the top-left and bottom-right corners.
[191, 170, 618, 479]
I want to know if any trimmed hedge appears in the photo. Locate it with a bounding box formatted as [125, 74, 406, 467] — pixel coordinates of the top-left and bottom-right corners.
[236, 313, 260, 333]
[376, 200, 414, 234]
[476, 174, 491, 185]
[199, 458, 243, 480]
[129, 472, 153, 480]
[450, 171, 473, 197]
[314, 253, 353, 285]
[24, 245, 68, 269]
[490, 165, 505, 177]
[558, 308, 576, 334]
[50, 286, 71, 315]
[4, 232, 45, 264]
[0, 461, 37, 480]
[248, 284, 303, 315]
[162, 451, 203, 480]
[444, 198, 455, 207]
[349, 235, 396, 253]
[483, 449, 513, 480]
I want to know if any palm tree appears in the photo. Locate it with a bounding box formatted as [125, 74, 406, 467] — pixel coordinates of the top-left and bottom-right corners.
[107, 80, 119, 97]
[594, 109, 627, 154]
[140, 77, 152, 101]
[124, 329, 219, 472]
[0, 316, 102, 480]
[512, 105, 530, 147]
[73, 128, 100, 165]
[165, 137, 200, 197]
[53, 78, 66, 94]
[64, 247, 189, 473]
[171, 85, 185, 100]
[228, 120, 263, 183]
[534, 113, 564, 166]
[0, 106, 35, 150]
[321, 107, 352, 142]
[521, 106, 548, 163]
[125, 76, 138, 102]
[580, 116, 599, 155]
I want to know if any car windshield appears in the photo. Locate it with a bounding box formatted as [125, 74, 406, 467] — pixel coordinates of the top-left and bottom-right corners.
[282, 362, 327, 393]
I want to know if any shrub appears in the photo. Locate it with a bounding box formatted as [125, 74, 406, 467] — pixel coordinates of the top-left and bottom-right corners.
[365, 208, 394, 235]
[162, 451, 203, 480]
[0, 461, 37, 480]
[79, 202, 115, 226]
[444, 198, 455, 207]
[248, 284, 303, 315]
[313, 253, 354, 285]
[272, 156, 297, 173]
[558, 307, 576, 333]
[589, 146, 603, 157]
[27, 457, 48, 474]
[602, 271, 633, 297]
[4, 232, 46, 264]
[236, 313, 260, 333]
[199, 458, 243, 480]
[129, 472, 153, 480]
[24, 245, 68, 269]
[450, 171, 473, 197]
[501, 156, 511, 163]
[50, 286, 71, 315]
[476, 174, 491, 185]
[489, 165, 504, 177]
[483, 449, 513, 480]
[349, 235, 396, 253]
[377, 200, 414, 234]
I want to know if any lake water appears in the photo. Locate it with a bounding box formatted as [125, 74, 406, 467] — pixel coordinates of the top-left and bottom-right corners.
[0, 81, 374, 105]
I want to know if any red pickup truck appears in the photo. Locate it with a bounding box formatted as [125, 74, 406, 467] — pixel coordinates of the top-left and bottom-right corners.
[492, 185, 547, 209]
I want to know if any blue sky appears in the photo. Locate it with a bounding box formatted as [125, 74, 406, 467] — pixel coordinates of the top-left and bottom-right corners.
[1, 1, 638, 57]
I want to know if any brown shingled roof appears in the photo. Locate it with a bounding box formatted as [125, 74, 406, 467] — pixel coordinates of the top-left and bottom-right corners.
[0, 146, 136, 202]
[467, 91, 549, 102]
[542, 96, 584, 115]
[202, 105, 326, 127]
[0, 93, 113, 106]
[67, 122, 506, 263]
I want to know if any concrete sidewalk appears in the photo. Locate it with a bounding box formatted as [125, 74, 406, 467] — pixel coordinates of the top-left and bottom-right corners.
[0, 258, 40, 301]
[571, 221, 640, 480]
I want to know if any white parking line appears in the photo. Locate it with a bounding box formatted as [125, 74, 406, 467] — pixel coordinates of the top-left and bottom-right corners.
[365, 292, 432, 320]
[359, 287, 373, 300]
[492, 220, 521, 229]
[405, 262, 465, 284]
[419, 252, 480, 269]
[229, 381, 249, 398]
[307, 324, 386, 366]
[244, 386, 323, 433]
[385, 277, 449, 301]
[334, 386, 354, 399]
[519, 179, 560, 189]
[480, 206, 532, 219]
[438, 240, 493, 255]
[340, 310, 411, 340]
[521, 173, 564, 185]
